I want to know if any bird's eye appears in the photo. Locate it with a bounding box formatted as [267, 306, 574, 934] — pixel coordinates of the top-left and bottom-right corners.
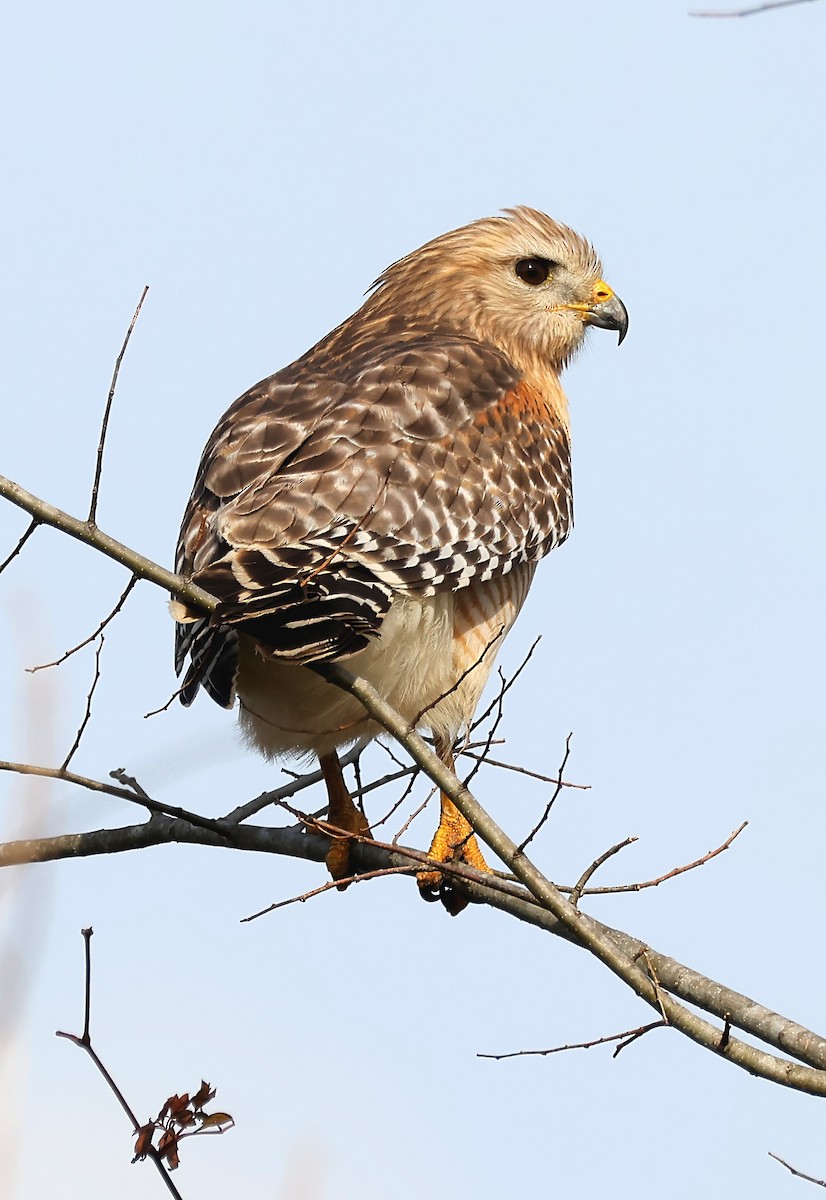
[515, 257, 553, 286]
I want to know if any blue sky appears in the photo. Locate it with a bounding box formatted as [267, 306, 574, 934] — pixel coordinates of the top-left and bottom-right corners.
[1, 1, 825, 1196]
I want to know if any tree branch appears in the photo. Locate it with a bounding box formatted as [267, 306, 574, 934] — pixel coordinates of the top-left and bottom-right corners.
[311, 660, 826, 1095]
[88, 287, 149, 525]
[0, 473, 217, 612]
[689, 0, 818, 15]
[3, 477, 826, 1094]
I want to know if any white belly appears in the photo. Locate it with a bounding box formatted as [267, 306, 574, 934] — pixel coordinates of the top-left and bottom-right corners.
[236, 564, 535, 761]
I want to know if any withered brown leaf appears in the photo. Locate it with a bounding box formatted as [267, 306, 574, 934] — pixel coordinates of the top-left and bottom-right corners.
[191, 1079, 216, 1110]
[158, 1128, 181, 1171]
[132, 1122, 156, 1163]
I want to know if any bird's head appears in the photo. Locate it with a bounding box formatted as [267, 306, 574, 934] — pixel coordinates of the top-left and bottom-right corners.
[371, 206, 628, 373]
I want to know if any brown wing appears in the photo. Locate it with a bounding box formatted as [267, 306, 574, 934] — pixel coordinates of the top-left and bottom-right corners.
[174, 330, 571, 707]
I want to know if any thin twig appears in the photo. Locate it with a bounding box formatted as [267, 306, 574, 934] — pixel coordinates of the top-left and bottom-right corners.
[221, 743, 365, 823]
[0, 759, 237, 839]
[768, 1152, 826, 1188]
[377, 740, 407, 770]
[28, 575, 138, 672]
[570, 837, 639, 907]
[242, 866, 414, 921]
[0, 517, 38, 575]
[690, 0, 817, 15]
[144, 686, 186, 718]
[312, 660, 826, 1095]
[410, 626, 503, 727]
[6, 770, 826, 1084]
[469, 636, 541, 732]
[392, 787, 437, 844]
[4, 475, 826, 1094]
[61, 636, 105, 770]
[110, 767, 152, 800]
[371, 767, 420, 830]
[56, 928, 184, 1200]
[0, 473, 218, 613]
[478, 1020, 667, 1060]
[577, 822, 748, 897]
[88, 286, 149, 525]
[515, 734, 573, 854]
[352, 763, 417, 805]
[460, 750, 590, 790]
[462, 668, 507, 789]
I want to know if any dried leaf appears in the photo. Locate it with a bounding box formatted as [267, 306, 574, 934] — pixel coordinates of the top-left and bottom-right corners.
[191, 1079, 216, 1110]
[200, 1111, 234, 1130]
[132, 1122, 156, 1163]
[158, 1128, 180, 1171]
[166, 1093, 190, 1118]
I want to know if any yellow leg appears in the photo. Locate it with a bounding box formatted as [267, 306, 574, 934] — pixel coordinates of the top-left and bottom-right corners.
[319, 751, 372, 887]
[416, 737, 490, 915]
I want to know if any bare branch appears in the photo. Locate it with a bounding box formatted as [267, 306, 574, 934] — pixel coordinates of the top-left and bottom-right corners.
[6, 778, 826, 1085]
[462, 669, 507, 789]
[143, 686, 185, 718]
[221, 742, 365, 823]
[478, 1020, 667, 1061]
[459, 750, 590, 790]
[0, 760, 238, 839]
[371, 765, 420, 830]
[0, 473, 218, 613]
[469, 636, 541, 732]
[311, 659, 826, 1096]
[391, 785, 437, 845]
[88, 286, 149, 525]
[768, 1152, 826, 1188]
[570, 837, 639, 907]
[411, 626, 504, 728]
[4, 474, 826, 1094]
[577, 821, 748, 898]
[516, 733, 573, 854]
[690, 0, 817, 15]
[56, 928, 184, 1200]
[28, 575, 138, 672]
[61, 636, 105, 770]
[0, 517, 38, 575]
[242, 866, 414, 921]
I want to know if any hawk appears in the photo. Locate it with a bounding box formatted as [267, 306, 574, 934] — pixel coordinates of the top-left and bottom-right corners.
[173, 207, 627, 911]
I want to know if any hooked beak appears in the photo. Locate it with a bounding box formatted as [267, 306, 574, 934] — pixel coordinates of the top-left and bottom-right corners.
[582, 281, 629, 345]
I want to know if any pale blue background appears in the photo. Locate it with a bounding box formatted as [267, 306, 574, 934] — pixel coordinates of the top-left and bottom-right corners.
[1, 1, 825, 1196]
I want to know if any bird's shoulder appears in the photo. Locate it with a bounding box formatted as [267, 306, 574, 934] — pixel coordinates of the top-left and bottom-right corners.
[203, 324, 521, 473]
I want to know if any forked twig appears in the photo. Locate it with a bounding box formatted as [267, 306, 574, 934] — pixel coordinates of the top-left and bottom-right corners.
[570, 837, 638, 907]
[768, 1152, 826, 1188]
[242, 865, 414, 921]
[411, 626, 504, 728]
[0, 517, 38, 575]
[459, 751, 590, 790]
[28, 574, 138, 672]
[463, 670, 507, 788]
[469, 636, 541, 732]
[515, 734, 573, 854]
[576, 821, 748, 897]
[56, 928, 185, 1200]
[88, 286, 149, 525]
[61, 636, 105, 770]
[478, 1020, 667, 1061]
